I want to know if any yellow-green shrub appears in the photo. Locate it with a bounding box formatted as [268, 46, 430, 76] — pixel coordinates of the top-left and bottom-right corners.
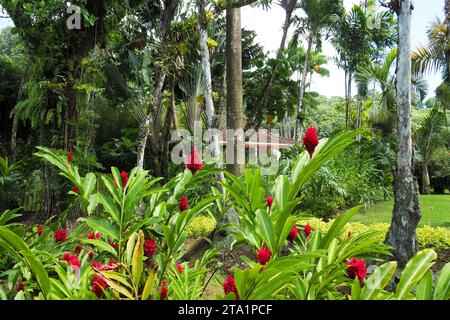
[186, 215, 450, 250]
[186, 215, 216, 238]
[299, 218, 450, 250]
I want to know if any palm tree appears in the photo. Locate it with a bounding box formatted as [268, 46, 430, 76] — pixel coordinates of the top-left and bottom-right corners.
[357, 47, 428, 134]
[412, 18, 448, 81]
[250, 0, 298, 128]
[385, 0, 421, 270]
[197, 0, 224, 182]
[295, 0, 344, 139]
[226, 6, 245, 176]
[415, 108, 446, 194]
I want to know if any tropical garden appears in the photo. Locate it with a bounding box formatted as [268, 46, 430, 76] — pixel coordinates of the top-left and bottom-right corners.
[0, 0, 449, 302]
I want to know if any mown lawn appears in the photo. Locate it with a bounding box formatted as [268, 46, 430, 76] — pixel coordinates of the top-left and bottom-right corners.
[351, 195, 450, 228]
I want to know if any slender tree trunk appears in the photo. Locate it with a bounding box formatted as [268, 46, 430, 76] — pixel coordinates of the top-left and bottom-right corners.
[446, 0, 450, 81]
[346, 72, 352, 129]
[422, 161, 431, 194]
[198, 0, 224, 182]
[385, 0, 421, 269]
[296, 32, 313, 140]
[226, 7, 245, 176]
[136, 74, 166, 171]
[357, 95, 362, 141]
[251, 0, 297, 128]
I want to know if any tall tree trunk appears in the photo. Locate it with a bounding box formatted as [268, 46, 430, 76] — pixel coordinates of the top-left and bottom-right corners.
[385, 0, 421, 269]
[346, 72, 352, 129]
[446, 0, 450, 81]
[198, 0, 224, 182]
[296, 32, 313, 140]
[136, 74, 166, 171]
[422, 161, 431, 194]
[251, 0, 297, 128]
[226, 7, 245, 176]
[356, 95, 362, 141]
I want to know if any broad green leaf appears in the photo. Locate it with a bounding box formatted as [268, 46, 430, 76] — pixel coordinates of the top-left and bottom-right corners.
[82, 239, 117, 256]
[360, 261, 397, 300]
[396, 249, 437, 300]
[84, 217, 119, 240]
[416, 269, 433, 300]
[255, 209, 276, 252]
[0, 226, 51, 298]
[434, 262, 450, 300]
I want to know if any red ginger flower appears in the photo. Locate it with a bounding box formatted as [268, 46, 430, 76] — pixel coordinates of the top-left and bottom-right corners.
[109, 241, 119, 250]
[303, 126, 319, 158]
[54, 229, 67, 241]
[345, 257, 367, 284]
[304, 224, 311, 238]
[88, 232, 101, 239]
[160, 279, 168, 300]
[88, 251, 94, 260]
[16, 281, 25, 292]
[266, 196, 273, 210]
[179, 196, 188, 212]
[257, 246, 271, 265]
[74, 245, 82, 255]
[72, 185, 78, 193]
[120, 171, 128, 187]
[223, 276, 238, 299]
[37, 225, 44, 236]
[67, 151, 73, 166]
[176, 263, 183, 274]
[91, 261, 115, 271]
[62, 253, 80, 268]
[91, 275, 108, 298]
[144, 238, 157, 259]
[288, 225, 298, 242]
[186, 147, 203, 174]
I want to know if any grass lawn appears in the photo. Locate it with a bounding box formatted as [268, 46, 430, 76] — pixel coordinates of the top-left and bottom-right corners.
[351, 195, 450, 228]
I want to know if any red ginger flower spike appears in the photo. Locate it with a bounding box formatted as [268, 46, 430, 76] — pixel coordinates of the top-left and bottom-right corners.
[160, 279, 168, 300]
[179, 196, 188, 212]
[54, 229, 67, 241]
[120, 171, 128, 187]
[144, 238, 157, 259]
[345, 257, 367, 284]
[91, 275, 108, 298]
[186, 147, 203, 174]
[287, 225, 298, 242]
[74, 245, 82, 255]
[88, 232, 101, 239]
[303, 126, 319, 158]
[266, 196, 273, 210]
[88, 251, 94, 260]
[257, 246, 271, 265]
[37, 224, 44, 236]
[72, 185, 79, 193]
[67, 151, 73, 166]
[17, 281, 25, 292]
[176, 263, 183, 274]
[304, 224, 311, 238]
[223, 276, 238, 299]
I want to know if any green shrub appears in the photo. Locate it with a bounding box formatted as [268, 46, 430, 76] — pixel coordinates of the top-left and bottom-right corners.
[429, 147, 450, 194]
[300, 218, 450, 250]
[186, 215, 216, 238]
